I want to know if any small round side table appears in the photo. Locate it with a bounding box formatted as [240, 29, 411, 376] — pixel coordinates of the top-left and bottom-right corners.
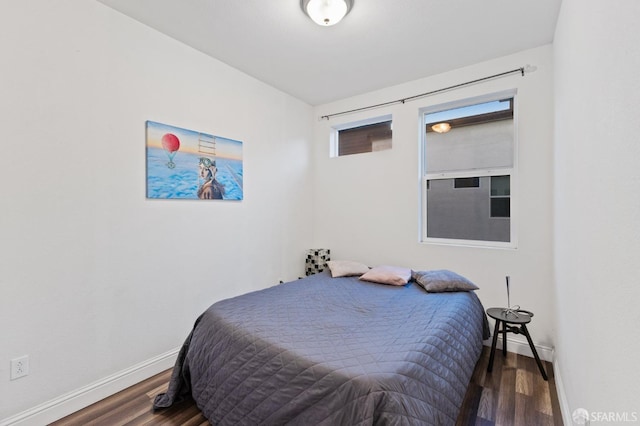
[486, 307, 548, 381]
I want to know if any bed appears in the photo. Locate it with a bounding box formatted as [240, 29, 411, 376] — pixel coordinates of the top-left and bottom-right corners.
[154, 269, 489, 425]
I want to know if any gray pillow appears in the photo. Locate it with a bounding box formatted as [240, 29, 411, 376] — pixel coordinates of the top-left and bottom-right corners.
[413, 269, 479, 292]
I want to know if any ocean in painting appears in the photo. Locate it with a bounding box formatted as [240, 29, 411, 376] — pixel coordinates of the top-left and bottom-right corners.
[146, 147, 243, 200]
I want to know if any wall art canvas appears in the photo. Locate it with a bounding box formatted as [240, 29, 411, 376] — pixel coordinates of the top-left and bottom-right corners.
[146, 121, 243, 200]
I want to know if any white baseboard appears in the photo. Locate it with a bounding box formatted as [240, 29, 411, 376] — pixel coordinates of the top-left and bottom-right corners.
[483, 335, 554, 362]
[0, 348, 180, 426]
[552, 356, 572, 425]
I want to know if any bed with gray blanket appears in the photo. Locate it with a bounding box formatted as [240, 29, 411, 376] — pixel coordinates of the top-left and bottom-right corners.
[154, 270, 489, 425]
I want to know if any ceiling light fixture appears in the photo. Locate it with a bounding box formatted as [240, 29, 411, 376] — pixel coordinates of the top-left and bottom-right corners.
[301, 0, 353, 26]
[431, 122, 451, 133]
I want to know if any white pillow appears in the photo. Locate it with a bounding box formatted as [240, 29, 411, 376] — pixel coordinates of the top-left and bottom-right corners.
[327, 260, 370, 277]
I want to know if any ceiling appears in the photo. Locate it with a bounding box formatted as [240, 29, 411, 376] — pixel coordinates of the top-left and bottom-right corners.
[96, 0, 562, 106]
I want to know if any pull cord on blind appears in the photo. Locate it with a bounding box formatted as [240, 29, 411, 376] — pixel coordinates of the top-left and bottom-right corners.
[320, 65, 536, 121]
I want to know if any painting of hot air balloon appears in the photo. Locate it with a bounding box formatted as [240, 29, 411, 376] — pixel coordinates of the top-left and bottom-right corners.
[161, 133, 180, 169]
[146, 121, 243, 200]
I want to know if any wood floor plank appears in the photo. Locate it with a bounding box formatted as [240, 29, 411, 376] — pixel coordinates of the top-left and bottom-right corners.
[456, 382, 483, 425]
[51, 347, 561, 426]
[475, 387, 495, 421]
[534, 380, 554, 417]
[145, 383, 169, 400]
[513, 392, 528, 426]
[515, 368, 533, 396]
[50, 371, 172, 426]
[495, 366, 516, 426]
[483, 349, 504, 391]
[86, 394, 155, 426]
[547, 368, 565, 426]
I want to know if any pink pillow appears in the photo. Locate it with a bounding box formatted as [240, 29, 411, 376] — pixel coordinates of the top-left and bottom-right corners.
[359, 265, 412, 286]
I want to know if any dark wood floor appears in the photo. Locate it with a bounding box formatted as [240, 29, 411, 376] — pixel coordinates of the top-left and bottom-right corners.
[51, 347, 562, 426]
[455, 347, 563, 426]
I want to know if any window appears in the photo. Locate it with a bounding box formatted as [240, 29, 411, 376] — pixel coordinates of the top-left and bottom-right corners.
[454, 177, 480, 188]
[490, 175, 510, 218]
[420, 92, 516, 247]
[332, 115, 392, 157]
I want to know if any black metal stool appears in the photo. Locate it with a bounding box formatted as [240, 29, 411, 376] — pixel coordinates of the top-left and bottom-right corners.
[486, 307, 548, 380]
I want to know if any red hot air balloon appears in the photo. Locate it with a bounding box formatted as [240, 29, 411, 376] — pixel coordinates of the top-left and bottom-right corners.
[161, 133, 180, 168]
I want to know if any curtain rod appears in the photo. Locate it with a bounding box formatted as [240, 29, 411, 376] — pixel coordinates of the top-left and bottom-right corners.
[320, 65, 535, 121]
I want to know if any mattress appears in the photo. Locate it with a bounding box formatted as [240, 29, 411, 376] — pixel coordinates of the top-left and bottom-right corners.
[154, 270, 489, 425]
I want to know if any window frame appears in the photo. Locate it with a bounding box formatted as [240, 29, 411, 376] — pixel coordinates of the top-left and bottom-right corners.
[330, 114, 393, 158]
[419, 90, 518, 249]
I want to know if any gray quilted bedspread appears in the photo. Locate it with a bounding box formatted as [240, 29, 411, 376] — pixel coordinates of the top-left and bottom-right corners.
[154, 271, 489, 425]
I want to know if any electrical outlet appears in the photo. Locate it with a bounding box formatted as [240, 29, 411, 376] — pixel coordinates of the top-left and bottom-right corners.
[10, 355, 29, 380]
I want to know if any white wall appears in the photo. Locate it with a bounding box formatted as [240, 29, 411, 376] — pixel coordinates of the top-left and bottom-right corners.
[10, 1, 639, 422]
[312, 46, 556, 350]
[0, 0, 313, 421]
[553, 0, 640, 420]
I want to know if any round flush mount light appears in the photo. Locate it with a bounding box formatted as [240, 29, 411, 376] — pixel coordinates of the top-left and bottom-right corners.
[301, 0, 354, 26]
[431, 122, 452, 133]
